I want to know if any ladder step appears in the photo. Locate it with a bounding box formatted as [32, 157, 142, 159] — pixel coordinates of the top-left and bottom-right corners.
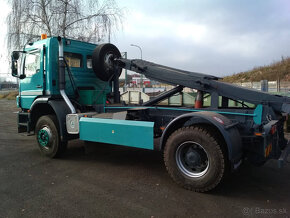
[18, 122, 29, 127]
[18, 112, 30, 116]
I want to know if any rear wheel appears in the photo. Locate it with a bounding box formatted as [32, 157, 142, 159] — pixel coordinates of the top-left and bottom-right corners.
[164, 126, 227, 192]
[35, 115, 67, 158]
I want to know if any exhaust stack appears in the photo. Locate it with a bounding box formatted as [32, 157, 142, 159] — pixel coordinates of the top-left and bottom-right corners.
[57, 36, 76, 114]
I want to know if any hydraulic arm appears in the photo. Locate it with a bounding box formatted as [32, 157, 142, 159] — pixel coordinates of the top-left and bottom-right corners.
[117, 58, 290, 114]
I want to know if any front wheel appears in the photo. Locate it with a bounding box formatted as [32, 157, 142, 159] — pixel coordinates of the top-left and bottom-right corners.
[164, 126, 227, 192]
[35, 115, 67, 158]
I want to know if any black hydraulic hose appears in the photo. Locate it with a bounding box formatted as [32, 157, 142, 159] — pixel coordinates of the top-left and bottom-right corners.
[92, 73, 115, 105]
[63, 58, 80, 99]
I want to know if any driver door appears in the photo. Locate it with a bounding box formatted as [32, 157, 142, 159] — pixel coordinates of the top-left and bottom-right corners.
[19, 49, 44, 109]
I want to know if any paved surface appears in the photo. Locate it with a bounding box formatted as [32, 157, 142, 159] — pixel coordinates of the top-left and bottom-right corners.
[0, 99, 290, 218]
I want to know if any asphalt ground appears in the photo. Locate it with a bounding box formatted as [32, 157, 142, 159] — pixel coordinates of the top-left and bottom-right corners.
[0, 99, 289, 218]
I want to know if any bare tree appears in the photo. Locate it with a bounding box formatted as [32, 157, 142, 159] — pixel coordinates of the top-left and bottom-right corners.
[6, 0, 124, 51]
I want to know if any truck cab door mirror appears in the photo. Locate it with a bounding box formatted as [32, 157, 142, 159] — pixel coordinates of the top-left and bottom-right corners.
[11, 55, 19, 77]
[19, 74, 26, 79]
[12, 51, 20, 60]
[11, 51, 26, 79]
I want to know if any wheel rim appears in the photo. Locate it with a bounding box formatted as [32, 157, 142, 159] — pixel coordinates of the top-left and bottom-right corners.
[104, 52, 114, 72]
[37, 126, 52, 149]
[175, 141, 209, 178]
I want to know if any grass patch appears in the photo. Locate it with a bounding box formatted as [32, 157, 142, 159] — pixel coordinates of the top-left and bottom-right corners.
[0, 93, 9, 99]
[0, 91, 18, 100]
[6, 91, 18, 100]
[223, 56, 290, 83]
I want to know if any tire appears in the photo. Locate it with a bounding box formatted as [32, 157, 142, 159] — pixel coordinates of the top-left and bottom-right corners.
[164, 126, 227, 192]
[35, 115, 67, 158]
[92, 43, 122, 81]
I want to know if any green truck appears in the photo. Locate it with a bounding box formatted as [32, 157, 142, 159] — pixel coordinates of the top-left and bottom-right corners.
[11, 36, 290, 192]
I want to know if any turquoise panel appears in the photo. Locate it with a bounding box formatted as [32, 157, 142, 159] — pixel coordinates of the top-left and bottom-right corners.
[20, 96, 36, 109]
[253, 104, 263, 125]
[79, 118, 154, 150]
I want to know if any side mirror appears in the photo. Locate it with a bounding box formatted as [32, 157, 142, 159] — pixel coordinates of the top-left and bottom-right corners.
[19, 74, 26, 79]
[11, 51, 26, 79]
[12, 51, 20, 60]
[11, 54, 18, 77]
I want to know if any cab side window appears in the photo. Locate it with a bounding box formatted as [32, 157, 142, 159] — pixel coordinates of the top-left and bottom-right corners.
[64, 52, 82, 68]
[24, 51, 40, 77]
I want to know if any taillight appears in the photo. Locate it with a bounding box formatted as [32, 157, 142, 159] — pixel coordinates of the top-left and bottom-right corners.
[265, 143, 272, 157]
[270, 125, 277, 135]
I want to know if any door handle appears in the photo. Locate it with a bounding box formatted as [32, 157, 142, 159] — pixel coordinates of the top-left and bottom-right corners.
[36, 85, 42, 88]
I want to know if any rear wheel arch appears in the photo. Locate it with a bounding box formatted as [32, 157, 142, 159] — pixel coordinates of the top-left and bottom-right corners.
[161, 115, 227, 150]
[160, 112, 242, 163]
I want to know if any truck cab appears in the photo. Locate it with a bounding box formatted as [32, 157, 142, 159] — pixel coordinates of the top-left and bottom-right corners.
[16, 37, 110, 110]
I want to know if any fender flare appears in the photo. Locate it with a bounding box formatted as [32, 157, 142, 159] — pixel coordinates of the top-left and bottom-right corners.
[160, 111, 243, 165]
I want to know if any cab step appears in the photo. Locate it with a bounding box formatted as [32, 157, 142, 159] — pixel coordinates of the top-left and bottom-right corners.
[18, 112, 31, 133]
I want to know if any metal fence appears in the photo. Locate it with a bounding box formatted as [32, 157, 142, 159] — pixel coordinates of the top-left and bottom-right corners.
[0, 83, 18, 90]
[234, 81, 290, 93]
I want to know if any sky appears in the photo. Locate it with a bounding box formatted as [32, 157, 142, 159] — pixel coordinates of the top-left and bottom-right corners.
[1, 0, 290, 80]
[112, 0, 290, 76]
[0, 0, 11, 81]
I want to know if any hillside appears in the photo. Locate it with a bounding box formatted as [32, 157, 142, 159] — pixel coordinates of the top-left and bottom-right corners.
[223, 57, 290, 83]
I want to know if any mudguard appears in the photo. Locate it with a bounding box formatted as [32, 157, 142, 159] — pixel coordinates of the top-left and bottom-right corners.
[48, 100, 71, 141]
[160, 111, 243, 166]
